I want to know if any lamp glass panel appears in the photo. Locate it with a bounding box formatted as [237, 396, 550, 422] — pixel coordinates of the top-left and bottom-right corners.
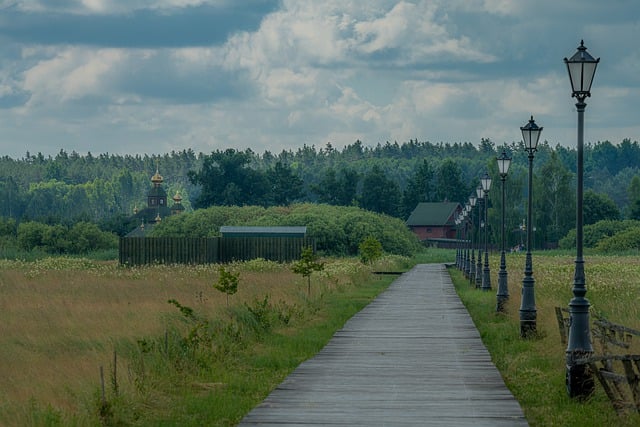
[567, 61, 583, 93]
[581, 61, 597, 93]
[481, 175, 492, 192]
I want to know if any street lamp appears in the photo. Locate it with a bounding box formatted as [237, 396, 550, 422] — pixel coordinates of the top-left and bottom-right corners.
[481, 172, 492, 291]
[465, 203, 472, 277]
[565, 40, 599, 399]
[519, 116, 542, 337]
[496, 150, 512, 312]
[469, 194, 478, 285]
[475, 185, 483, 288]
[459, 205, 469, 278]
[455, 214, 462, 270]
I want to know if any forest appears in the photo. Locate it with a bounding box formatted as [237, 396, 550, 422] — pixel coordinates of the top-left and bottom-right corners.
[1, 137, 639, 254]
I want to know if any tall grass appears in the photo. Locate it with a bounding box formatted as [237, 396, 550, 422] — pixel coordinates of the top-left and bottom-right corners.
[450, 252, 640, 427]
[0, 255, 403, 426]
[9, 248, 637, 426]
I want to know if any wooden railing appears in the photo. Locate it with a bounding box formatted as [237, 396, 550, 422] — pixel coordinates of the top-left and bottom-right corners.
[556, 308, 640, 414]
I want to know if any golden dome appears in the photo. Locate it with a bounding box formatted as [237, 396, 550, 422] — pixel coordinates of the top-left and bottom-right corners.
[173, 192, 182, 203]
[151, 172, 163, 183]
[151, 165, 163, 184]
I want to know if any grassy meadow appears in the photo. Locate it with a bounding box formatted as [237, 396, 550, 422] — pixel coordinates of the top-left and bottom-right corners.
[3, 248, 640, 426]
[0, 254, 415, 426]
[450, 251, 640, 427]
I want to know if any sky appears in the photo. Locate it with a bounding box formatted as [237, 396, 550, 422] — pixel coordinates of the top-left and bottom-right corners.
[0, 0, 638, 159]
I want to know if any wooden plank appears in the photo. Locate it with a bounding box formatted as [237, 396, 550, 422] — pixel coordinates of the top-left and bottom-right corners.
[239, 264, 528, 426]
[555, 306, 569, 345]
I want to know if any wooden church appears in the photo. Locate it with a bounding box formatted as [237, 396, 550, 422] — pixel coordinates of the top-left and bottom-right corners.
[127, 166, 184, 236]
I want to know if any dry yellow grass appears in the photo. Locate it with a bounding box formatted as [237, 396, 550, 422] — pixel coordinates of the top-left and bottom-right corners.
[0, 257, 359, 414]
[501, 253, 640, 352]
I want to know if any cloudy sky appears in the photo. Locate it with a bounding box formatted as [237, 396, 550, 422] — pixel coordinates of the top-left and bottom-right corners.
[0, 0, 638, 158]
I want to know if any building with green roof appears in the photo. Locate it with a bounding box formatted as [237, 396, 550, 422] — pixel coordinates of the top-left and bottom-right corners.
[406, 202, 462, 241]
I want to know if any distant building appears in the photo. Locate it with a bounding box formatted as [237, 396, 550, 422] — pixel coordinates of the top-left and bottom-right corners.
[406, 202, 462, 241]
[127, 166, 184, 237]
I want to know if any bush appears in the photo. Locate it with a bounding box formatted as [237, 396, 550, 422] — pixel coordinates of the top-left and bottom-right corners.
[559, 219, 640, 249]
[0, 217, 17, 238]
[359, 236, 383, 264]
[17, 221, 49, 251]
[596, 227, 640, 252]
[68, 222, 118, 253]
[151, 203, 422, 257]
[17, 220, 118, 254]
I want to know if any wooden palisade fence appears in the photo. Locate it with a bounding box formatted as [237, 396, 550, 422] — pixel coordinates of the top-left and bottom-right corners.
[556, 307, 640, 414]
[119, 237, 315, 266]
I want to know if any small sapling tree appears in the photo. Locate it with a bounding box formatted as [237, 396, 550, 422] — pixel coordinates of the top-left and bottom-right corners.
[359, 236, 383, 265]
[292, 246, 324, 297]
[214, 266, 239, 307]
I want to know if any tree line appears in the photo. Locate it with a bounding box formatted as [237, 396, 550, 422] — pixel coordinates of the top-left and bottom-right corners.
[1, 138, 640, 251]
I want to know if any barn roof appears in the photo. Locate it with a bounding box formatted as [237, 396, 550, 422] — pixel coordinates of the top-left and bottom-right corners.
[406, 202, 461, 227]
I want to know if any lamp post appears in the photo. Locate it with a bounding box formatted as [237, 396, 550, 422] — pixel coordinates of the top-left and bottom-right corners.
[496, 150, 512, 312]
[465, 203, 472, 277]
[475, 185, 483, 288]
[481, 173, 492, 291]
[519, 116, 542, 337]
[565, 40, 599, 399]
[469, 194, 477, 285]
[462, 210, 469, 273]
[455, 214, 462, 270]
[462, 211, 468, 273]
[460, 208, 468, 272]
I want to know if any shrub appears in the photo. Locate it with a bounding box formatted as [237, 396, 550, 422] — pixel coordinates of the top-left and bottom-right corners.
[152, 203, 422, 257]
[292, 246, 324, 297]
[596, 227, 640, 252]
[213, 266, 239, 307]
[0, 217, 17, 237]
[17, 220, 118, 254]
[559, 219, 640, 249]
[359, 236, 383, 264]
[68, 221, 118, 253]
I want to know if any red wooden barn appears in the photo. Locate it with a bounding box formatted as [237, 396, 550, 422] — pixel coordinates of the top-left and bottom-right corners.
[406, 202, 462, 241]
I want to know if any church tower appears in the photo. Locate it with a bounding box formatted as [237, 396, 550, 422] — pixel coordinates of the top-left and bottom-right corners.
[147, 166, 168, 210]
[126, 163, 185, 237]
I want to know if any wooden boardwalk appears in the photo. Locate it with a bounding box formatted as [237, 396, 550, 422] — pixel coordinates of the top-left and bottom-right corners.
[239, 264, 528, 426]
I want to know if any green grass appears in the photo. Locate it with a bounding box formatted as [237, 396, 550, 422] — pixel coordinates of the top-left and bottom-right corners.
[448, 260, 640, 427]
[404, 247, 456, 265]
[96, 268, 395, 426]
[13, 248, 640, 426]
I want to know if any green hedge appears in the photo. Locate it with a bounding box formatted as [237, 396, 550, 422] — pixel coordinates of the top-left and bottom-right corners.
[151, 203, 421, 256]
[559, 219, 640, 250]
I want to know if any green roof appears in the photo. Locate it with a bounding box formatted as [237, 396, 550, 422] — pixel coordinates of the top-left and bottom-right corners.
[125, 222, 156, 237]
[406, 202, 461, 226]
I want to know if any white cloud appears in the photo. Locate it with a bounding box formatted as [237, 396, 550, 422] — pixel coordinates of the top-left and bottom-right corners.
[11, 0, 225, 14]
[22, 48, 126, 105]
[0, 0, 638, 158]
[354, 2, 426, 53]
[329, 85, 381, 123]
[263, 68, 319, 106]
